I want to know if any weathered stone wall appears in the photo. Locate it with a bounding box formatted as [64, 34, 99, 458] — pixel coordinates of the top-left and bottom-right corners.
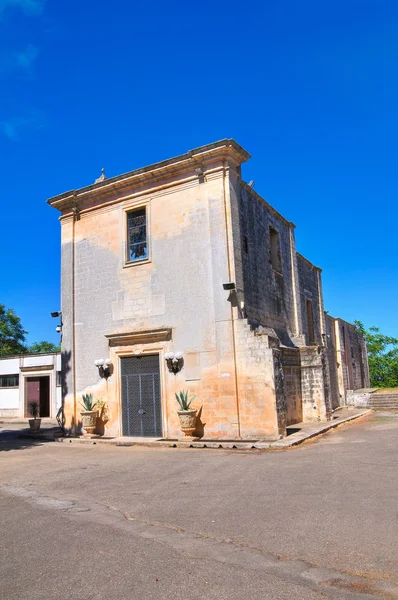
[300, 346, 330, 422]
[337, 319, 369, 392]
[324, 314, 341, 409]
[281, 348, 302, 425]
[234, 319, 282, 439]
[296, 254, 323, 346]
[232, 180, 298, 344]
[59, 160, 245, 438]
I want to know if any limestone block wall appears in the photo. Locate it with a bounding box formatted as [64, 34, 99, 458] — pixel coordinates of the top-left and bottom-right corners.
[231, 179, 298, 343]
[234, 319, 283, 439]
[324, 314, 341, 409]
[300, 346, 331, 422]
[336, 319, 369, 392]
[58, 163, 242, 436]
[280, 348, 302, 425]
[296, 254, 323, 346]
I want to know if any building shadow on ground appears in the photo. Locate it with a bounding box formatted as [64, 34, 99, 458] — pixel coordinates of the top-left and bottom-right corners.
[0, 428, 57, 452]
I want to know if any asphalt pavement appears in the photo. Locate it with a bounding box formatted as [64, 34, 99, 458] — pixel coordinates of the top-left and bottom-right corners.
[0, 411, 397, 599]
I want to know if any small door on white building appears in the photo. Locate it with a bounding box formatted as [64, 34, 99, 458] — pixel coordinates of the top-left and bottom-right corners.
[26, 376, 50, 418]
[120, 355, 162, 437]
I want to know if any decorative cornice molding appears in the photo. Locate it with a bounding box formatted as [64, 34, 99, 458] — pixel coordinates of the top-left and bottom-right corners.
[21, 365, 54, 372]
[105, 328, 172, 347]
[296, 252, 322, 272]
[240, 181, 295, 229]
[48, 139, 251, 212]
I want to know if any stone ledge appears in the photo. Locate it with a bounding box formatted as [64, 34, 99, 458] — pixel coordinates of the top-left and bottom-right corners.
[19, 410, 372, 450]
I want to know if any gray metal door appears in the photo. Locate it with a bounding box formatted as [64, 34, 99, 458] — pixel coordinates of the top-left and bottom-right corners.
[121, 355, 162, 437]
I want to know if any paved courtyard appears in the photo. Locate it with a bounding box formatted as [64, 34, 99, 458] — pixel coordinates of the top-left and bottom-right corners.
[0, 411, 397, 599]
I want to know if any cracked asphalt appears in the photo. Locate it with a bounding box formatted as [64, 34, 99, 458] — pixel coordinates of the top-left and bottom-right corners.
[0, 411, 397, 599]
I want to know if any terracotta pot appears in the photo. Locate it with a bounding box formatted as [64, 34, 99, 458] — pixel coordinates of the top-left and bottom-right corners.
[29, 418, 41, 432]
[177, 409, 197, 437]
[80, 410, 98, 435]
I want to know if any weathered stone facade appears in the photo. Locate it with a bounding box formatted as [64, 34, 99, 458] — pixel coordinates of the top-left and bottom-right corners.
[48, 139, 369, 439]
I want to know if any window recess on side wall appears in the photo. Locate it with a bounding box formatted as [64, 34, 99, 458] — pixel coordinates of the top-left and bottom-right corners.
[269, 227, 282, 274]
[126, 207, 148, 264]
[306, 299, 316, 345]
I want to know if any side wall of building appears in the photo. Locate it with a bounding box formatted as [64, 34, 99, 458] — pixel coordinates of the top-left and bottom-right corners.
[324, 315, 341, 409]
[230, 178, 301, 345]
[296, 254, 324, 347]
[336, 319, 370, 393]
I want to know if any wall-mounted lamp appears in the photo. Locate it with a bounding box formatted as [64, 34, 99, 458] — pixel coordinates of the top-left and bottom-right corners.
[51, 311, 62, 335]
[195, 167, 204, 176]
[94, 358, 112, 379]
[223, 282, 236, 291]
[164, 351, 184, 375]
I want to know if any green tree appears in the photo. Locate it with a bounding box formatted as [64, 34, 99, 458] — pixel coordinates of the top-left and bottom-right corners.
[354, 321, 398, 388]
[27, 341, 60, 353]
[0, 304, 60, 357]
[0, 304, 27, 356]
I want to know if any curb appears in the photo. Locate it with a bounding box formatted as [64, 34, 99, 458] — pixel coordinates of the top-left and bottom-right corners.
[18, 409, 372, 450]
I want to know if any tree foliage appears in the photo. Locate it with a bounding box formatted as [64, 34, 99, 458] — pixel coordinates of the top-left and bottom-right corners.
[0, 304, 60, 357]
[0, 304, 27, 356]
[354, 321, 398, 388]
[27, 341, 60, 353]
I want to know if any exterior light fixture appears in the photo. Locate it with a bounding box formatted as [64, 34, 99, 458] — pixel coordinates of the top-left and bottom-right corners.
[94, 358, 112, 379]
[51, 311, 63, 334]
[195, 167, 204, 176]
[164, 351, 184, 375]
[223, 282, 236, 291]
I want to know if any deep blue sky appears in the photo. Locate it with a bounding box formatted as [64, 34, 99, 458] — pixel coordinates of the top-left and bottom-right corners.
[1, 0, 397, 344]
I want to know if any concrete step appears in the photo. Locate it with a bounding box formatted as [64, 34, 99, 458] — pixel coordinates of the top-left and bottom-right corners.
[369, 401, 398, 408]
[370, 404, 398, 408]
[370, 399, 398, 405]
[370, 397, 398, 402]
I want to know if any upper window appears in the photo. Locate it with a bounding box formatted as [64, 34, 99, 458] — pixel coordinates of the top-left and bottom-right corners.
[127, 208, 148, 263]
[269, 227, 282, 274]
[0, 374, 19, 387]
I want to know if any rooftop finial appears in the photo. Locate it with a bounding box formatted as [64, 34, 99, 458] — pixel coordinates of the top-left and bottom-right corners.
[95, 168, 106, 184]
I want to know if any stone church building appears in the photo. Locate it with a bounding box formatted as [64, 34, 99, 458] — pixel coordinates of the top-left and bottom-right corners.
[48, 139, 369, 439]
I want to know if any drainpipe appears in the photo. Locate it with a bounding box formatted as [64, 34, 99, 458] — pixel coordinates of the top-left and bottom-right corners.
[71, 203, 79, 430]
[222, 160, 241, 438]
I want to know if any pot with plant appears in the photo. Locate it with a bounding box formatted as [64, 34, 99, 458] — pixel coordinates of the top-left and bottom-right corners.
[28, 401, 41, 432]
[175, 390, 197, 437]
[79, 393, 98, 436]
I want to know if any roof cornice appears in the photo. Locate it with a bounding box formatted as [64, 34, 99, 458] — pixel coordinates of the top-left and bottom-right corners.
[48, 139, 251, 212]
[296, 252, 322, 272]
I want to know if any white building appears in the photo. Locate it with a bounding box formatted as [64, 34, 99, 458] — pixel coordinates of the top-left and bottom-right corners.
[0, 353, 61, 420]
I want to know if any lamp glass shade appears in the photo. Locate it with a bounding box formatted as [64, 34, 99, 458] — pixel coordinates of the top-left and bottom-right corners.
[174, 351, 183, 359]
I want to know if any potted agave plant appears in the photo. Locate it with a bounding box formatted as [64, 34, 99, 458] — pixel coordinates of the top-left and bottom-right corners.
[79, 393, 98, 436]
[28, 401, 41, 432]
[175, 390, 197, 437]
